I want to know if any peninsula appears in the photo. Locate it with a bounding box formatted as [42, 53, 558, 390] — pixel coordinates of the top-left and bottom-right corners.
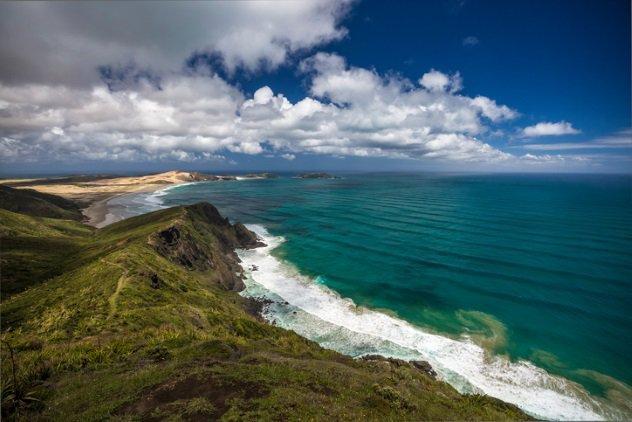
[0, 183, 527, 420]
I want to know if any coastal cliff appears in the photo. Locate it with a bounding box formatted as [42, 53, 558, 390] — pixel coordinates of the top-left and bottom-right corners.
[0, 190, 527, 420]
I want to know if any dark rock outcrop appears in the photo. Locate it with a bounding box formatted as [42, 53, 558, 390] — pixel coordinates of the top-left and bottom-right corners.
[150, 273, 161, 289]
[234, 222, 266, 248]
[148, 202, 265, 291]
[242, 296, 273, 320]
[152, 225, 215, 271]
[296, 172, 337, 179]
[410, 360, 438, 379]
[360, 355, 437, 380]
[187, 202, 231, 228]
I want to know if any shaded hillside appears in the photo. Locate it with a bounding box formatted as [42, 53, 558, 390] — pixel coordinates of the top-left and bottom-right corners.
[0, 185, 83, 221]
[0, 209, 93, 298]
[0, 202, 527, 421]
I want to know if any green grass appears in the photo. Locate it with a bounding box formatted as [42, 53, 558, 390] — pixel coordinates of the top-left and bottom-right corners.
[0, 186, 84, 221]
[0, 202, 528, 421]
[0, 209, 94, 297]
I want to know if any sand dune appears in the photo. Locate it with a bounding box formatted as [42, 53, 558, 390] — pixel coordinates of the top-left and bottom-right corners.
[5, 171, 207, 203]
[2, 171, 211, 226]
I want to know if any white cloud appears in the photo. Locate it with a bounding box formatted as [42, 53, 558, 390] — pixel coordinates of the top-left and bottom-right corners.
[302, 53, 383, 105]
[419, 69, 462, 93]
[0, 2, 599, 171]
[520, 128, 631, 150]
[0, 1, 352, 86]
[463, 36, 479, 46]
[1, 52, 577, 168]
[240, 55, 522, 163]
[470, 97, 518, 122]
[521, 121, 580, 137]
[0, 74, 250, 161]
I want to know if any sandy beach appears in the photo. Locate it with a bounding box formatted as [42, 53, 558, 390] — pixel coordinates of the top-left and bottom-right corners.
[81, 189, 161, 228]
[0, 171, 210, 227]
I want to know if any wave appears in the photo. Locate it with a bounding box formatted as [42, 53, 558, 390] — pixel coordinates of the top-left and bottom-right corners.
[237, 224, 624, 421]
[235, 176, 267, 180]
[141, 181, 201, 208]
[100, 182, 202, 224]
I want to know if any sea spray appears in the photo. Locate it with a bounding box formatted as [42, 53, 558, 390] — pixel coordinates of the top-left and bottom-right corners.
[237, 224, 617, 421]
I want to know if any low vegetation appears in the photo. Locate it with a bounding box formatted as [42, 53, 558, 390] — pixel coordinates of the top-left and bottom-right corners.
[0, 185, 83, 221]
[0, 188, 528, 420]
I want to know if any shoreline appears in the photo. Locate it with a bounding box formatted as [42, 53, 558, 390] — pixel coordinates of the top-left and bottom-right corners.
[89, 174, 627, 421]
[0, 171, 213, 228]
[1, 170, 278, 228]
[4, 172, 628, 419]
[81, 184, 167, 228]
[81, 196, 112, 228]
[83, 180, 205, 228]
[237, 224, 624, 421]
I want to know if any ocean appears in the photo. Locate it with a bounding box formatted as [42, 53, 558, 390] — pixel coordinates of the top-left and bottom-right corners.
[111, 173, 632, 420]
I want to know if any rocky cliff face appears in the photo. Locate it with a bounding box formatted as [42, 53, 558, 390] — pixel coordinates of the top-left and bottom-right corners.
[148, 202, 264, 291]
[151, 225, 215, 271]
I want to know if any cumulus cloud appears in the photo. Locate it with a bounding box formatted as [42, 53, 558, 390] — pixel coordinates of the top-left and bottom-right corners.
[0, 1, 352, 86]
[0, 1, 598, 171]
[0, 74, 251, 161]
[0, 52, 530, 165]
[419, 69, 463, 93]
[470, 97, 518, 122]
[521, 121, 580, 137]
[462, 36, 479, 46]
[237, 54, 523, 162]
[0, 0, 590, 170]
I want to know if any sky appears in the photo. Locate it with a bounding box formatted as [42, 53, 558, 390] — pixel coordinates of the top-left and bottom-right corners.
[0, 0, 630, 175]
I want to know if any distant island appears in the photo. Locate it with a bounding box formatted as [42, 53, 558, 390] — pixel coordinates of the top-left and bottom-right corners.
[0, 172, 528, 421]
[296, 172, 339, 179]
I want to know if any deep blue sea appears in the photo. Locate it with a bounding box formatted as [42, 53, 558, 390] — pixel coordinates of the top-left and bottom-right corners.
[113, 173, 632, 420]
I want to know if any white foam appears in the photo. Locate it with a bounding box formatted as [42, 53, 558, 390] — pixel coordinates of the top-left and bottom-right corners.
[142, 181, 200, 208]
[238, 224, 617, 421]
[235, 176, 266, 180]
[95, 182, 202, 227]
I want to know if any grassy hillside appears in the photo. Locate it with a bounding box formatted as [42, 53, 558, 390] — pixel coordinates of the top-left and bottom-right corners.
[0, 209, 93, 297]
[0, 186, 84, 221]
[0, 202, 528, 421]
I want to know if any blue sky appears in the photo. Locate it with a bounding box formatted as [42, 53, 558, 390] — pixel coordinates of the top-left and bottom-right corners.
[341, 0, 629, 135]
[0, 0, 630, 175]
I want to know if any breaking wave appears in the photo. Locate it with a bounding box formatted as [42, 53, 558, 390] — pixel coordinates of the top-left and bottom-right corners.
[237, 224, 624, 421]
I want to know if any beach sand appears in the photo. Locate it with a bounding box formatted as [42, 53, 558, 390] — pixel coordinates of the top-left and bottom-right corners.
[3, 171, 207, 227]
[81, 189, 160, 228]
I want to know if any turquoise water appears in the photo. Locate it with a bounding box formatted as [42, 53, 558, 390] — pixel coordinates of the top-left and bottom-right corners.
[124, 173, 632, 418]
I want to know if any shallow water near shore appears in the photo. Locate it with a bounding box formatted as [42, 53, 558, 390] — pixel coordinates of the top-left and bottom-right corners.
[114, 173, 632, 419]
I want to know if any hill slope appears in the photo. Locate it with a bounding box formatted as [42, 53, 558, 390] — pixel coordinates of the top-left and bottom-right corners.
[0, 185, 83, 221]
[0, 202, 527, 420]
[0, 209, 93, 298]
[0, 185, 91, 297]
